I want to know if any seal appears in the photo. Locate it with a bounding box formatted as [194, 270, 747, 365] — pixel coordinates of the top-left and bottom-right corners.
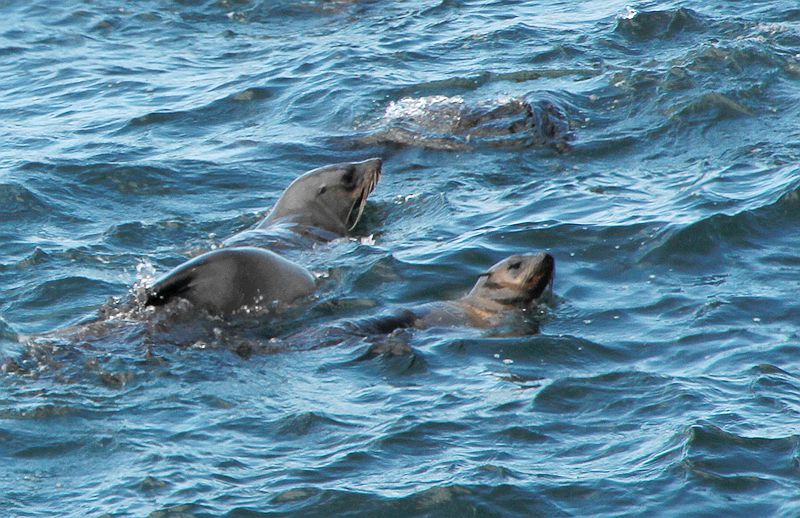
[413, 252, 555, 329]
[144, 158, 382, 315]
[386, 252, 555, 331]
[145, 247, 316, 315]
[318, 252, 556, 344]
[224, 158, 382, 248]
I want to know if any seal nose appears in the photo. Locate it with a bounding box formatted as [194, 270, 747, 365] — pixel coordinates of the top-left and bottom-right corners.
[361, 158, 383, 176]
[536, 253, 555, 279]
[359, 157, 382, 170]
[359, 157, 382, 184]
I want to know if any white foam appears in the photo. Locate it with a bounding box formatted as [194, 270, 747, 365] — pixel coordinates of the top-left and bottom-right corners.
[383, 95, 465, 121]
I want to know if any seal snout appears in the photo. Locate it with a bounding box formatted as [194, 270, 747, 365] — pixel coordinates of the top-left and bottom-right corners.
[538, 253, 555, 274]
[364, 158, 383, 196]
[346, 157, 383, 230]
[526, 252, 555, 301]
[358, 157, 383, 188]
[359, 157, 382, 169]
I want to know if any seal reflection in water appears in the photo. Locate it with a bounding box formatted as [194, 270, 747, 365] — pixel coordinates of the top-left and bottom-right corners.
[145, 158, 382, 315]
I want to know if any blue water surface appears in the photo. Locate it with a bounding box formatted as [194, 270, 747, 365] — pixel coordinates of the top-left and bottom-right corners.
[2, 0, 800, 516]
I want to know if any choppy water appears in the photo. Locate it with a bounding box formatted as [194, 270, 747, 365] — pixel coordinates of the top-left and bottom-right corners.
[2, 0, 800, 516]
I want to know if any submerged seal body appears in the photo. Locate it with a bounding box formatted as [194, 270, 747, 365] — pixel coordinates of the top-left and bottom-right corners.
[145, 247, 316, 315]
[367, 96, 572, 152]
[224, 158, 382, 248]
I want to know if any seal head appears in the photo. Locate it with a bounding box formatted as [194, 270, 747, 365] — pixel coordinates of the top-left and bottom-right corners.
[259, 157, 382, 236]
[463, 253, 555, 311]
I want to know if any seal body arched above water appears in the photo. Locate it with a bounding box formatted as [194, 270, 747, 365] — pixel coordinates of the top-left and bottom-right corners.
[224, 158, 382, 248]
[145, 247, 316, 315]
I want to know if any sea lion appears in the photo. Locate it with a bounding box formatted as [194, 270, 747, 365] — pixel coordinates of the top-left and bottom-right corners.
[378, 252, 555, 331]
[224, 157, 382, 248]
[144, 158, 382, 315]
[300, 253, 556, 350]
[145, 247, 316, 315]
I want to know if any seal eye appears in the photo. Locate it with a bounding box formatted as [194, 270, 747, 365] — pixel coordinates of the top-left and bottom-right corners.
[508, 261, 522, 271]
[317, 185, 327, 196]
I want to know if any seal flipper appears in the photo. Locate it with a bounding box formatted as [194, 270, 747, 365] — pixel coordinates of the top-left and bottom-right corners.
[365, 309, 419, 334]
[341, 308, 419, 336]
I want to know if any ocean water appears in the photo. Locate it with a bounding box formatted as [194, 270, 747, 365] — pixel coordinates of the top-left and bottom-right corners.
[2, 0, 800, 516]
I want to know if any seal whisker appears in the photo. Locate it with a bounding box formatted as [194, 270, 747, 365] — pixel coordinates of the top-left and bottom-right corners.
[347, 164, 380, 231]
[348, 192, 367, 231]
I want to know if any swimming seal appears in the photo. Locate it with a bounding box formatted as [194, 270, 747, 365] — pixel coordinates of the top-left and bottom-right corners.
[224, 157, 382, 248]
[145, 247, 316, 315]
[333, 252, 556, 339]
[400, 252, 555, 330]
[144, 158, 382, 315]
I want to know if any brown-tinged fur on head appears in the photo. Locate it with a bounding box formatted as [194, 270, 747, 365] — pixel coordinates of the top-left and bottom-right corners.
[462, 253, 555, 312]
